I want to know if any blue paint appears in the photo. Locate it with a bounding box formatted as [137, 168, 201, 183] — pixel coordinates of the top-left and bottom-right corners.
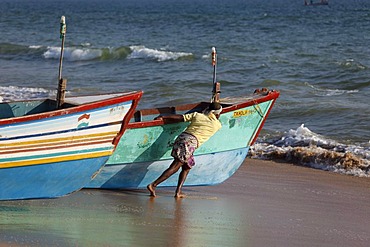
[0, 156, 109, 200]
[86, 148, 249, 189]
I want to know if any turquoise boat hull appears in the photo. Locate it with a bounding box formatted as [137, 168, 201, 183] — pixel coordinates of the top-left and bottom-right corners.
[86, 148, 248, 188]
[86, 89, 279, 189]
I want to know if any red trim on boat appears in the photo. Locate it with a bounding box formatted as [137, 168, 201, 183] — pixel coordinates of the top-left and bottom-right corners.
[112, 91, 143, 147]
[0, 91, 143, 125]
[127, 90, 280, 129]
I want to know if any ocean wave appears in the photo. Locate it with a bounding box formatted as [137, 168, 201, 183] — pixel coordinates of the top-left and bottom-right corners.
[42, 45, 192, 62]
[250, 124, 370, 177]
[304, 82, 359, 96]
[1, 43, 193, 62]
[128, 45, 193, 61]
[0, 43, 44, 59]
[338, 59, 367, 71]
[43, 45, 132, 61]
[0, 43, 30, 54]
[0, 86, 55, 102]
[43, 46, 104, 61]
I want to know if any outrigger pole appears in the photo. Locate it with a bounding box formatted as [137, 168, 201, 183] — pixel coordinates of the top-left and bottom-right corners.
[56, 16, 67, 109]
[211, 47, 221, 103]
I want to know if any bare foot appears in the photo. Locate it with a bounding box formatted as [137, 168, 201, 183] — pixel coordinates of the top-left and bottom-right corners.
[175, 193, 186, 198]
[147, 184, 156, 197]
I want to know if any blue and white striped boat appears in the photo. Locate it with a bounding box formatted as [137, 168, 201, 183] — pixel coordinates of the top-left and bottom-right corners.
[0, 91, 142, 200]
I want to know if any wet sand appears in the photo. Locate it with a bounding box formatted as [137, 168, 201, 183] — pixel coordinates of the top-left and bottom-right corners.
[1, 158, 370, 247]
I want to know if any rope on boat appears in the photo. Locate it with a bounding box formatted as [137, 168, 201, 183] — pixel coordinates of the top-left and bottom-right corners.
[253, 100, 264, 118]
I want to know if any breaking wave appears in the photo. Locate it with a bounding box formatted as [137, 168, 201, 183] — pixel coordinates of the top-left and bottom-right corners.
[338, 58, 367, 71]
[0, 43, 193, 62]
[0, 86, 55, 102]
[43, 46, 103, 61]
[128, 45, 193, 61]
[305, 82, 359, 96]
[250, 124, 370, 177]
[42, 45, 192, 62]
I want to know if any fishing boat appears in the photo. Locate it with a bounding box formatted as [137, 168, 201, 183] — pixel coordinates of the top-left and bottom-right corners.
[84, 45, 280, 190]
[304, 0, 328, 6]
[86, 46, 279, 190]
[85, 88, 279, 189]
[0, 91, 142, 200]
[0, 16, 144, 200]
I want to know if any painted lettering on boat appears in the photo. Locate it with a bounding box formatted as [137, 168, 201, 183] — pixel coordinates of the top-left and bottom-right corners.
[233, 109, 255, 118]
[137, 134, 152, 148]
[110, 105, 125, 114]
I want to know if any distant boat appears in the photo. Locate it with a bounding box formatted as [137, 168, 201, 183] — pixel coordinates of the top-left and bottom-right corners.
[85, 88, 279, 190]
[305, 0, 329, 6]
[0, 91, 142, 200]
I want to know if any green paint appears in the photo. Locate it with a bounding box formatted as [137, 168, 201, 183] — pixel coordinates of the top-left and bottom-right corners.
[108, 101, 273, 164]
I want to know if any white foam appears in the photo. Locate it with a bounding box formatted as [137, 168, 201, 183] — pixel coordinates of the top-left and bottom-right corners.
[338, 58, 367, 70]
[128, 45, 192, 61]
[305, 82, 359, 96]
[0, 86, 55, 102]
[251, 124, 370, 177]
[43, 46, 102, 61]
[29, 45, 42, 49]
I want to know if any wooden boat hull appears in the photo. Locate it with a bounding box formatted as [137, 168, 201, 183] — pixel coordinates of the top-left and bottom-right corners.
[86, 148, 248, 188]
[0, 91, 142, 200]
[0, 157, 108, 200]
[86, 89, 279, 189]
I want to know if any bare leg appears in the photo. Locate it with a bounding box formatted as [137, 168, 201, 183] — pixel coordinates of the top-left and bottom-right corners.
[175, 165, 191, 198]
[147, 159, 183, 197]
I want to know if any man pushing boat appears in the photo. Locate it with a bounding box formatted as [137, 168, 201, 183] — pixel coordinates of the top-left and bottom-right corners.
[147, 101, 222, 198]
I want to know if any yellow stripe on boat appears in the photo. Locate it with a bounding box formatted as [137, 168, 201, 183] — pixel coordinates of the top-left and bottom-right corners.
[0, 131, 118, 149]
[0, 150, 113, 169]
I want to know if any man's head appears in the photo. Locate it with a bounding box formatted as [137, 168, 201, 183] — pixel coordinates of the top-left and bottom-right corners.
[205, 102, 222, 117]
[209, 101, 220, 109]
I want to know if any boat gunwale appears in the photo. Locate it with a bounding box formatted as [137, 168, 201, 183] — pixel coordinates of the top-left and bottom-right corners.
[128, 90, 280, 129]
[0, 91, 143, 125]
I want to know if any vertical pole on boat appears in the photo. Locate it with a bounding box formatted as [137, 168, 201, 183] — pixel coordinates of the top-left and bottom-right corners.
[56, 16, 67, 109]
[211, 47, 220, 103]
[212, 47, 217, 86]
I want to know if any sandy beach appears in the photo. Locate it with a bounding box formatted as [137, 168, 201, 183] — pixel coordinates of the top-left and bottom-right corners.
[0, 158, 369, 247]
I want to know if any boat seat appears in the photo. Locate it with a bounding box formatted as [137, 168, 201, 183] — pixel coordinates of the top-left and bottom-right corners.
[134, 110, 142, 122]
[134, 106, 177, 122]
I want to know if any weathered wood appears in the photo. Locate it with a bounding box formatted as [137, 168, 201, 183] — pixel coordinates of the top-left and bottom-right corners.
[213, 82, 221, 102]
[56, 78, 67, 108]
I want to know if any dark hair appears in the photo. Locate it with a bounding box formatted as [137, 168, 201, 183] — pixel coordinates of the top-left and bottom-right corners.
[208, 102, 221, 111]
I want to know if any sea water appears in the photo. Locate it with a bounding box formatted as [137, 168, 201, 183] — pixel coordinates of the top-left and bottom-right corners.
[1, 0, 369, 176]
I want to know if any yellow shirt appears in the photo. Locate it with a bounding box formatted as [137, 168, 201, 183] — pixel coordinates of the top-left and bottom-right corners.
[183, 112, 222, 147]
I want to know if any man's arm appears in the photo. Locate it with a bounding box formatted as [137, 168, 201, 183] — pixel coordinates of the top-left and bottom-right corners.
[154, 114, 184, 124]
